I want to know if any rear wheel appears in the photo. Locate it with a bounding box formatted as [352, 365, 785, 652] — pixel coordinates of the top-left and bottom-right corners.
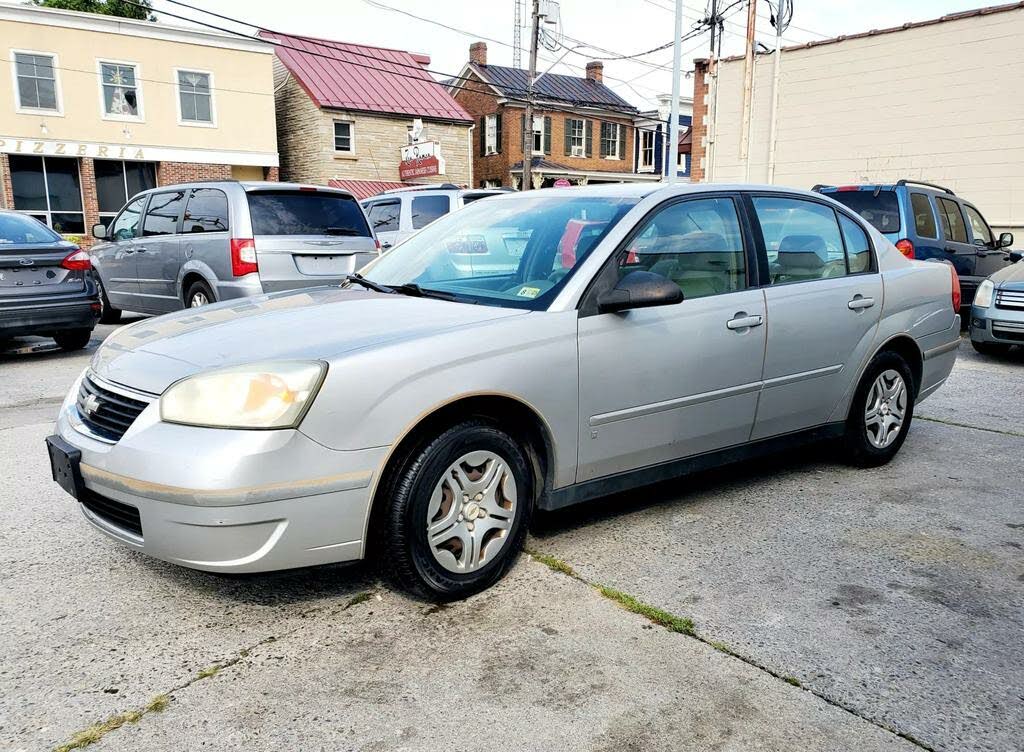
[842, 351, 915, 467]
[971, 339, 1011, 356]
[95, 275, 121, 324]
[185, 279, 215, 308]
[54, 328, 92, 351]
[378, 419, 533, 600]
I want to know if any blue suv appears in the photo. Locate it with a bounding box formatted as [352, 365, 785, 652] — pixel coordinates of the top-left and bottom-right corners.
[814, 179, 1014, 307]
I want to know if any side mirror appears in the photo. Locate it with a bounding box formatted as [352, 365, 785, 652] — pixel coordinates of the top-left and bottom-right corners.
[91, 223, 108, 240]
[1009, 250, 1023, 264]
[597, 270, 683, 314]
[999, 232, 1014, 248]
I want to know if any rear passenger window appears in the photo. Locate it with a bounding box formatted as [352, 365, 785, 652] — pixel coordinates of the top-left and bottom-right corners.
[411, 195, 450, 230]
[619, 197, 746, 300]
[753, 196, 846, 283]
[838, 214, 872, 273]
[142, 191, 186, 237]
[936, 197, 968, 243]
[910, 193, 937, 239]
[183, 188, 229, 234]
[366, 201, 400, 234]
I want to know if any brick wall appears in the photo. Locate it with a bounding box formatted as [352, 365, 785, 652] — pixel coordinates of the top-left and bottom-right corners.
[0, 154, 13, 210]
[275, 74, 473, 186]
[78, 157, 98, 249]
[690, 61, 709, 183]
[157, 162, 233, 185]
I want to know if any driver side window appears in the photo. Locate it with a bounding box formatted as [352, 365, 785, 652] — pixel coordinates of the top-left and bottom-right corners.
[619, 197, 747, 300]
[752, 196, 846, 284]
[110, 196, 145, 241]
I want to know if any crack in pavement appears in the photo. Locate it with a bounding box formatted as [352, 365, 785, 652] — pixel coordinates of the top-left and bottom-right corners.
[916, 414, 1024, 438]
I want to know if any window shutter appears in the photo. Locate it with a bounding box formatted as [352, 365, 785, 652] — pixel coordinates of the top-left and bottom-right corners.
[599, 122, 609, 157]
[480, 116, 486, 155]
[564, 119, 572, 155]
[544, 116, 552, 155]
[585, 120, 593, 157]
[495, 113, 502, 153]
[618, 124, 626, 161]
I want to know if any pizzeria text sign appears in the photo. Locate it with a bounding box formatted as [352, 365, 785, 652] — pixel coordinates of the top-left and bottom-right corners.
[399, 140, 445, 180]
[0, 137, 146, 160]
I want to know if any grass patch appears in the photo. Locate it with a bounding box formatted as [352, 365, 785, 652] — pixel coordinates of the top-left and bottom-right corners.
[54, 694, 169, 752]
[345, 592, 373, 609]
[598, 585, 695, 635]
[528, 551, 577, 578]
[784, 675, 802, 688]
[195, 665, 220, 680]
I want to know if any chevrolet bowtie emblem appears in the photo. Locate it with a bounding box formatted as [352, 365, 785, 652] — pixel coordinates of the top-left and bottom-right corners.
[82, 394, 100, 416]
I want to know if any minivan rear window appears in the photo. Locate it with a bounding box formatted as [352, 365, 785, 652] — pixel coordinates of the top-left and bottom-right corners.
[247, 191, 371, 237]
[826, 190, 901, 234]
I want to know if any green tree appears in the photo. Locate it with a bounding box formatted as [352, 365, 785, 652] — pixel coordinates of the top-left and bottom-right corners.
[33, 0, 155, 21]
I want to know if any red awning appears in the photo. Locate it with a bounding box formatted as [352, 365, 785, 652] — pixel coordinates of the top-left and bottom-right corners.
[329, 179, 415, 200]
[677, 127, 693, 154]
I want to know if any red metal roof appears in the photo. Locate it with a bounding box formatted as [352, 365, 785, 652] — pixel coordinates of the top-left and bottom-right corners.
[329, 179, 414, 200]
[261, 31, 472, 122]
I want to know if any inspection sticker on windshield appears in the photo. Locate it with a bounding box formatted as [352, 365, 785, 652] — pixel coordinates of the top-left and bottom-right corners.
[517, 286, 541, 298]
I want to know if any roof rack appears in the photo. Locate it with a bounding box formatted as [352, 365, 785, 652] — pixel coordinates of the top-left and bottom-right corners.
[895, 179, 955, 195]
[379, 183, 464, 194]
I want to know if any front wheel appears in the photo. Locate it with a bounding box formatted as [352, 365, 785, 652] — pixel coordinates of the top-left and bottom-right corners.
[95, 275, 121, 324]
[842, 351, 915, 467]
[378, 420, 533, 600]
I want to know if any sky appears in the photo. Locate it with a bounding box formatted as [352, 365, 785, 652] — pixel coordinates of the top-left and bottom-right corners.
[150, 0, 995, 109]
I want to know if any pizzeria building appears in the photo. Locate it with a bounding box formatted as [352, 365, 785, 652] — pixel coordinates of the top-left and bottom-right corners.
[0, 2, 279, 245]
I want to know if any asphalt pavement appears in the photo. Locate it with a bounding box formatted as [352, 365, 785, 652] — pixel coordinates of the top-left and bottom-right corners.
[1, 322, 1021, 752]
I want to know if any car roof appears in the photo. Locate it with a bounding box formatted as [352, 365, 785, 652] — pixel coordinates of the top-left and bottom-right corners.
[134, 180, 357, 201]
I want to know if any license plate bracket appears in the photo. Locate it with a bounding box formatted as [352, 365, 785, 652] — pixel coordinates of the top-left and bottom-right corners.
[46, 435, 84, 500]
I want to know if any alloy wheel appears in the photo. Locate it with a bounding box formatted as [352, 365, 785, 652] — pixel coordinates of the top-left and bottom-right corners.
[864, 369, 907, 449]
[426, 450, 518, 574]
[190, 291, 209, 307]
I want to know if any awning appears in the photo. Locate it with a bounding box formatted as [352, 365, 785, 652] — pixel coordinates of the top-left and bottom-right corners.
[328, 179, 416, 200]
[678, 127, 692, 154]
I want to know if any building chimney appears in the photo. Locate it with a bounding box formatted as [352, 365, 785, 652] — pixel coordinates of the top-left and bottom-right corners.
[585, 61, 604, 83]
[470, 42, 487, 66]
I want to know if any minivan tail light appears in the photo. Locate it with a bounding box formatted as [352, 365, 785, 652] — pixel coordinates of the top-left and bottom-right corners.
[949, 264, 961, 311]
[895, 239, 915, 259]
[230, 238, 258, 277]
[60, 249, 91, 271]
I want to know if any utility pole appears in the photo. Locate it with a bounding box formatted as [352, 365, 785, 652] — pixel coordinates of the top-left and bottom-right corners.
[766, 0, 786, 184]
[706, 0, 720, 182]
[738, 0, 756, 181]
[513, 0, 523, 69]
[667, 0, 684, 185]
[521, 0, 541, 191]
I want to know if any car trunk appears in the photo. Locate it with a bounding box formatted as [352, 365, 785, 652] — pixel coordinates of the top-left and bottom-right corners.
[0, 243, 84, 301]
[246, 188, 378, 293]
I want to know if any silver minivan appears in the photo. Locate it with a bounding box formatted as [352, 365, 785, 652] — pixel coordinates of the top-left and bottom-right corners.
[361, 185, 507, 250]
[90, 181, 378, 321]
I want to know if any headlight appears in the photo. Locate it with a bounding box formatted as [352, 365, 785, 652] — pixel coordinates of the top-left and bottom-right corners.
[160, 361, 327, 429]
[975, 279, 995, 308]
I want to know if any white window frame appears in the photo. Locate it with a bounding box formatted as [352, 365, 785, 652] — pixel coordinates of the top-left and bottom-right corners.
[532, 115, 545, 156]
[97, 59, 144, 123]
[484, 113, 497, 155]
[10, 49, 64, 117]
[602, 122, 621, 160]
[174, 67, 217, 128]
[567, 118, 586, 157]
[333, 120, 355, 155]
[639, 129, 655, 171]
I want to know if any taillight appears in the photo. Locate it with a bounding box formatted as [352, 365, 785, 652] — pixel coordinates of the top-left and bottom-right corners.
[949, 264, 961, 311]
[895, 239, 915, 259]
[836, 186, 860, 192]
[374, 238, 382, 252]
[60, 249, 91, 271]
[230, 238, 258, 277]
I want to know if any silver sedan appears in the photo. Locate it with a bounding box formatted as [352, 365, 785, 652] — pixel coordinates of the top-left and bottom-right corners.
[47, 184, 961, 599]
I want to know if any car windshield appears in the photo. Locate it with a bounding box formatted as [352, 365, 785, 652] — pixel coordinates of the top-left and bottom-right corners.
[0, 213, 61, 247]
[361, 193, 639, 309]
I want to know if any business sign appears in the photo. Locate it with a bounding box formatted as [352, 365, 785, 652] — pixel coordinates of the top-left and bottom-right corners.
[553, 178, 571, 188]
[399, 140, 445, 180]
[0, 136, 278, 167]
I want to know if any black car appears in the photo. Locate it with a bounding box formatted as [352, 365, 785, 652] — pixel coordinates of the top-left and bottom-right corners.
[0, 211, 100, 350]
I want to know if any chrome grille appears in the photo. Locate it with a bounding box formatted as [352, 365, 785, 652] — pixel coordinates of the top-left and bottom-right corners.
[995, 289, 1024, 310]
[76, 375, 151, 442]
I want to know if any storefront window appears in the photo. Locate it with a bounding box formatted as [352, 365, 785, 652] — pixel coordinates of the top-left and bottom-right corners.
[9, 155, 84, 235]
[100, 62, 141, 119]
[95, 160, 157, 221]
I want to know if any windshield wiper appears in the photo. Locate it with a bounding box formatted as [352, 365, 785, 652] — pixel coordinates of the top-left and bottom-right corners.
[390, 283, 462, 301]
[341, 273, 394, 294]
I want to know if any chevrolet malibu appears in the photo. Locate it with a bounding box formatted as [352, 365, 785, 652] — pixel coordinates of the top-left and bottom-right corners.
[47, 184, 961, 598]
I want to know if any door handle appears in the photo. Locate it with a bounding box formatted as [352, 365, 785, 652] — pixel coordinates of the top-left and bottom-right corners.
[944, 247, 958, 254]
[135, 247, 147, 253]
[123, 249, 135, 254]
[848, 296, 875, 310]
[726, 314, 763, 330]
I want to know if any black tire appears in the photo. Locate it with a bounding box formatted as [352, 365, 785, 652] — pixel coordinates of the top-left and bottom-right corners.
[54, 328, 93, 351]
[378, 419, 534, 600]
[842, 350, 915, 468]
[95, 275, 121, 324]
[184, 279, 215, 308]
[971, 339, 1011, 356]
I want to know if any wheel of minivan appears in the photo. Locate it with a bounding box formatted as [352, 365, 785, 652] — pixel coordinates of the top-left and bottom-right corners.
[971, 340, 1011, 356]
[378, 419, 533, 600]
[94, 275, 121, 324]
[842, 351, 915, 468]
[54, 328, 92, 351]
[185, 279, 215, 308]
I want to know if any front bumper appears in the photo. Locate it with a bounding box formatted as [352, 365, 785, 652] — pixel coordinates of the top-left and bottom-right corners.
[0, 297, 100, 337]
[54, 371, 389, 573]
[969, 303, 1024, 345]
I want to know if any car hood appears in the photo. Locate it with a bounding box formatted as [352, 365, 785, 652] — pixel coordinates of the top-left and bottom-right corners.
[992, 259, 1024, 290]
[92, 287, 526, 394]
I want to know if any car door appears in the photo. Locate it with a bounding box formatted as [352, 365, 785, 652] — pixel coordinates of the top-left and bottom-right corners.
[962, 202, 1007, 280]
[750, 194, 883, 440]
[364, 199, 401, 249]
[95, 195, 146, 309]
[935, 195, 976, 283]
[136, 189, 186, 312]
[181, 186, 230, 301]
[576, 194, 766, 482]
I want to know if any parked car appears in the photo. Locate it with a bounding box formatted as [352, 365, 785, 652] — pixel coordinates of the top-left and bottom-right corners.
[969, 250, 1024, 354]
[361, 184, 508, 250]
[814, 180, 1014, 307]
[0, 211, 99, 350]
[47, 184, 960, 599]
[89, 181, 377, 321]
